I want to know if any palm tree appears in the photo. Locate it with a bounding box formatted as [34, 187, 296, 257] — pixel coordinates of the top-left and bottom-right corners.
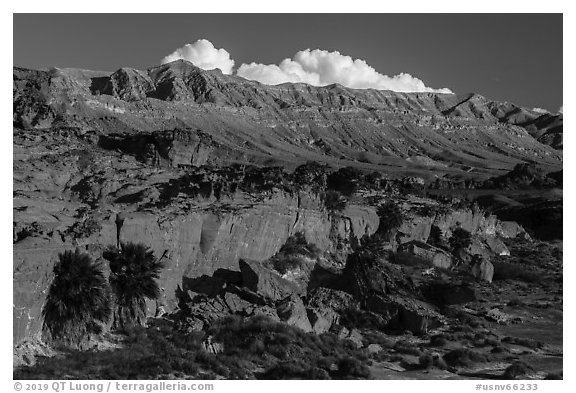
[376, 201, 404, 242]
[42, 249, 112, 349]
[449, 227, 472, 256]
[103, 242, 164, 330]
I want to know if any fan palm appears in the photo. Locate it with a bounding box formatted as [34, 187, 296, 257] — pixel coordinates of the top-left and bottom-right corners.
[42, 249, 112, 349]
[103, 242, 164, 330]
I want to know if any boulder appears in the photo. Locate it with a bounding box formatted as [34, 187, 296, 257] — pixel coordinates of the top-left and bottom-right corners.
[306, 287, 358, 312]
[330, 325, 363, 348]
[365, 294, 443, 335]
[471, 257, 494, 283]
[239, 259, 301, 301]
[485, 236, 510, 256]
[393, 296, 444, 335]
[347, 329, 364, 349]
[342, 252, 417, 300]
[367, 343, 383, 354]
[276, 294, 312, 332]
[222, 292, 254, 314]
[396, 240, 452, 269]
[307, 307, 340, 334]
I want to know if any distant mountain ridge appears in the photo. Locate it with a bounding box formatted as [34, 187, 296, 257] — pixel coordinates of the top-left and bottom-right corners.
[13, 60, 562, 180]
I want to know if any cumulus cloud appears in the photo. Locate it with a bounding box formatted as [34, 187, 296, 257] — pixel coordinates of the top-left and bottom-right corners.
[237, 49, 452, 93]
[160, 40, 452, 93]
[532, 107, 549, 114]
[161, 39, 235, 74]
[558, 106, 563, 114]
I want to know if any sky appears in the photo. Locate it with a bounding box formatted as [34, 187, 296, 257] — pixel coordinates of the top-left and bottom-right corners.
[13, 14, 563, 112]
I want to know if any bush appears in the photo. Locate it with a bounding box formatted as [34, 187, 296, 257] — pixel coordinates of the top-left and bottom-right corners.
[427, 225, 444, 249]
[103, 242, 164, 330]
[207, 315, 372, 379]
[501, 336, 543, 350]
[293, 161, 329, 189]
[327, 166, 365, 196]
[492, 262, 543, 283]
[376, 201, 404, 238]
[278, 232, 320, 258]
[42, 249, 112, 349]
[443, 348, 488, 367]
[334, 357, 371, 379]
[449, 227, 472, 254]
[429, 334, 448, 347]
[323, 190, 348, 212]
[270, 255, 306, 275]
[503, 361, 533, 379]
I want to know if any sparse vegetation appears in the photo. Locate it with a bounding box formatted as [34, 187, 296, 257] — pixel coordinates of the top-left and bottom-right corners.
[503, 361, 534, 379]
[442, 348, 489, 367]
[42, 249, 112, 349]
[323, 190, 348, 212]
[327, 166, 364, 196]
[492, 261, 543, 283]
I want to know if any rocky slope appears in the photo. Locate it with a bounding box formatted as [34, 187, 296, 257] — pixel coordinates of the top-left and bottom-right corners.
[14, 61, 561, 180]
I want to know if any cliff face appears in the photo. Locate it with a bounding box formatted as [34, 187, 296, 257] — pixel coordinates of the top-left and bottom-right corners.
[13, 61, 562, 180]
[13, 187, 378, 343]
[13, 169, 518, 344]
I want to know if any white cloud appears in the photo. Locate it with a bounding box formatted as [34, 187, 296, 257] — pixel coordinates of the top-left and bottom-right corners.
[161, 39, 235, 74]
[532, 107, 549, 114]
[237, 48, 452, 93]
[160, 41, 452, 93]
[558, 106, 563, 114]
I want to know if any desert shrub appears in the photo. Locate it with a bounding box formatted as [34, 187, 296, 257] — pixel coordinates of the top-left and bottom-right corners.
[361, 331, 395, 348]
[270, 255, 306, 275]
[491, 344, 508, 354]
[442, 348, 489, 367]
[501, 336, 543, 350]
[449, 227, 472, 254]
[507, 298, 526, 307]
[544, 372, 563, 380]
[103, 242, 164, 330]
[269, 232, 320, 274]
[492, 262, 542, 283]
[418, 352, 448, 370]
[376, 201, 404, 238]
[323, 190, 348, 212]
[42, 249, 112, 349]
[393, 341, 422, 356]
[427, 225, 445, 249]
[278, 232, 321, 258]
[334, 357, 371, 379]
[66, 218, 102, 239]
[429, 334, 448, 347]
[503, 361, 534, 379]
[261, 360, 330, 379]
[327, 166, 364, 196]
[206, 315, 371, 379]
[354, 233, 390, 258]
[293, 161, 329, 189]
